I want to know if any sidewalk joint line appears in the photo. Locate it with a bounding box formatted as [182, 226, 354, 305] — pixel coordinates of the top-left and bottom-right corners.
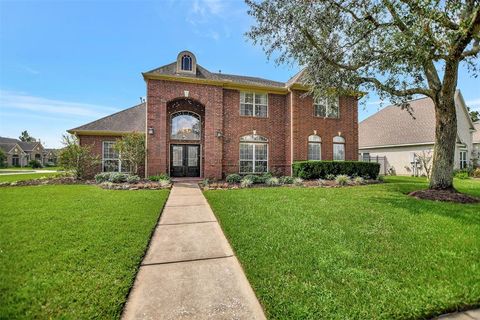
[140, 255, 234, 267]
[159, 220, 217, 226]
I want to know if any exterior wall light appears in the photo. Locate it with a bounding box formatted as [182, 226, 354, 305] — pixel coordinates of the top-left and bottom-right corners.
[184, 90, 189, 98]
[148, 127, 155, 135]
[216, 130, 223, 138]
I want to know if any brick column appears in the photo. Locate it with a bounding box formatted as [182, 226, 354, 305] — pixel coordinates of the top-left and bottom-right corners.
[147, 88, 168, 176]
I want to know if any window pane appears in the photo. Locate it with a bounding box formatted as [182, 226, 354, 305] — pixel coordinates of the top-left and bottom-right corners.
[171, 112, 201, 140]
[103, 141, 118, 159]
[240, 103, 254, 116]
[240, 143, 254, 160]
[172, 146, 183, 166]
[308, 143, 321, 160]
[255, 144, 267, 160]
[254, 161, 267, 173]
[255, 104, 268, 117]
[103, 159, 120, 172]
[333, 143, 345, 161]
[255, 93, 267, 105]
[240, 160, 253, 173]
[241, 92, 254, 104]
[188, 146, 198, 166]
[314, 104, 327, 117]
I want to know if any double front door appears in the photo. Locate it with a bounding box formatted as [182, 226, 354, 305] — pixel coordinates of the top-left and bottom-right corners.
[170, 144, 200, 177]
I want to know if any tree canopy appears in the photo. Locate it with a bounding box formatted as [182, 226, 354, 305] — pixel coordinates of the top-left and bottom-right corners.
[19, 130, 36, 142]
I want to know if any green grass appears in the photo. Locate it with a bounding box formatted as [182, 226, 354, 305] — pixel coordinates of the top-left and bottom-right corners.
[0, 172, 59, 182]
[204, 176, 480, 319]
[0, 166, 63, 172]
[0, 185, 169, 319]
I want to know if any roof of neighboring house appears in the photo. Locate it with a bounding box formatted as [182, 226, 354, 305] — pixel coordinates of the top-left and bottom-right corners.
[145, 62, 286, 88]
[0, 137, 41, 153]
[359, 91, 474, 148]
[0, 142, 18, 154]
[68, 102, 146, 135]
[473, 121, 480, 144]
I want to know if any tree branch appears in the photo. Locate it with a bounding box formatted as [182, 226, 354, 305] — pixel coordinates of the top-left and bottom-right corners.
[400, 0, 459, 30]
[462, 39, 480, 57]
[360, 77, 432, 98]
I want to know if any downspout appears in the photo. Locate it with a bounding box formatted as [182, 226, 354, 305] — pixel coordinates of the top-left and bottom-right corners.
[288, 88, 294, 174]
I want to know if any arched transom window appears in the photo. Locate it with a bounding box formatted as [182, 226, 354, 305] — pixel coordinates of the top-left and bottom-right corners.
[171, 111, 201, 140]
[239, 134, 268, 173]
[308, 135, 322, 160]
[181, 55, 192, 71]
[333, 136, 345, 161]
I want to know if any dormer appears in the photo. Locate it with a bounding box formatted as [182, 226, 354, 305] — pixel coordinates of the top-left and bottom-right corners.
[176, 51, 197, 75]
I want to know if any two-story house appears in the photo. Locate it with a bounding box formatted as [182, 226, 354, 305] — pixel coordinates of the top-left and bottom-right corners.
[68, 51, 359, 179]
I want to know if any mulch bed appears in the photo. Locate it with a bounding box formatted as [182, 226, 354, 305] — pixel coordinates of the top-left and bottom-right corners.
[201, 179, 382, 190]
[409, 189, 480, 204]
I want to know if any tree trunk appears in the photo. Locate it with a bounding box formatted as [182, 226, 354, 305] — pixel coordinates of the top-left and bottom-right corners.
[429, 60, 459, 190]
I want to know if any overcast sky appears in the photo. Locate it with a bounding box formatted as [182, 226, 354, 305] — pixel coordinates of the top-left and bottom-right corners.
[1, 0, 479, 148]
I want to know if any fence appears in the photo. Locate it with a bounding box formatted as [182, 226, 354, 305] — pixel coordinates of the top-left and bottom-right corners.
[359, 155, 388, 175]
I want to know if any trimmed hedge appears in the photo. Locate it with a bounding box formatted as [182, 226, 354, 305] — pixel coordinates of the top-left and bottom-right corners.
[292, 161, 380, 180]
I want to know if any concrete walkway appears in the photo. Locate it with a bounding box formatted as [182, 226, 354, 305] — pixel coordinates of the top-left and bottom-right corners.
[435, 309, 480, 320]
[122, 182, 266, 320]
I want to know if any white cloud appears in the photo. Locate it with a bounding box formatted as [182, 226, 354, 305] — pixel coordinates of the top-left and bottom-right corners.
[0, 90, 117, 118]
[20, 65, 40, 75]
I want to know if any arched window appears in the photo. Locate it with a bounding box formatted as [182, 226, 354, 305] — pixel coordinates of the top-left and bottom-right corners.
[181, 55, 192, 71]
[171, 111, 201, 140]
[239, 134, 268, 173]
[308, 135, 322, 160]
[333, 136, 345, 160]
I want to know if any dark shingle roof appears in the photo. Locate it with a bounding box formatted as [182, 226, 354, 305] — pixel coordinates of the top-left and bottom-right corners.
[69, 102, 146, 134]
[145, 62, 286, 88]
[0, 137, 41, 152]
[0, 142, 17, 153]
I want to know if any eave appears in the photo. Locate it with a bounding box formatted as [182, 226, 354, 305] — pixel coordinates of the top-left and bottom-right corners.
[68, 130, 145, 136]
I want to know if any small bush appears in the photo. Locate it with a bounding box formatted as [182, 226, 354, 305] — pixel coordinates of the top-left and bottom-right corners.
[149, 173, 170, 182]
[292, 161, 380, 180]
[254, 172, 273, 184]
[473, 168, 480, 178]
[158, 178, 171, 188]
[335, 174, 350, 186]
[29, 160, 42, 168]
[226, 174, 242, 183]
[202, 178, 210, 186]
[240, 177, 253, 188]
[293, 177, 304, 186]
[455, 171, 469, 179]
[280, 176, 294, 185]
[94, 172, 112, 183]
[127, 175, 140, 184]
[265, 177, 280, 186]
[325, 174, 336, 180]
[110, 172, 128, 183]
[377, 175, 385, 182]
[243, 174, 259, 184]
[353, 176, 365, 185]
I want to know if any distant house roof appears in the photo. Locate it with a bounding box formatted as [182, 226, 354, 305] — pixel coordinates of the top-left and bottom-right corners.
[68, 102, 146, 135]
[473, 122, 480, 144]
[0, 142, 18, 154]
[145, 62, 287, 89]
[359, 90, 474, 149]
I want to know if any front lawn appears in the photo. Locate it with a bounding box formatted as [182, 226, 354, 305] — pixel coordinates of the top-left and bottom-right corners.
[0, 185, 169, 319]
[204, 176, 480, 319]
[0, 172, 59, 182]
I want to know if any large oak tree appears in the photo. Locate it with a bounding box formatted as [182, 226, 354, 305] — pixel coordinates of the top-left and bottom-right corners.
[246, 0, 480, 190]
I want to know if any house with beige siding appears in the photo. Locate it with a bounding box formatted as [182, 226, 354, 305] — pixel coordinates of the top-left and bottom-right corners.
[359, 90, 477, 176]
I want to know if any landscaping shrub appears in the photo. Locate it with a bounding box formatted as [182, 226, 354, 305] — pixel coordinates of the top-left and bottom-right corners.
[158, 178, 171, 188]
[325, 174, 336, 180]
[226, 174, 242, 183]
[149, 173, 170, 182]
[265, 177, 280, 186]
[280, 176, 294, 185]
[29, 160, 42, 168]
[473, 168, 480, 178]
[243, 174, 260, 184]
[353, 176, 365, 185]
[94, 172, 112, 183]
[240, 177, 253, 188]
[109, 173, 128, 183]
[335, 174, 350, 186]
[126, 175, 140, 184]
[293, 177, 304, 186]
[455, 171, 469, 179]
[202, 178, 210, 186]
[292, 161, 380, 180]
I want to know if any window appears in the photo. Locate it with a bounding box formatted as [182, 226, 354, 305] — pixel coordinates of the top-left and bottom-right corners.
[333, 136, 345, 160]
[239, 134, 268, 173]
[240, 92, 268, 117]
[171, 111, 201, 140]
[103, 141, 123, 172]
[181, 55, 192, 71]
[314, 96, 339, 118]
[308, 135, 322, 160]
[12, 155, 19, 166]
[460, 150, 467, 169]
[362, 152, 370, 161]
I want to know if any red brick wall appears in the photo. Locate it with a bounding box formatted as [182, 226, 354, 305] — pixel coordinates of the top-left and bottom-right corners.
[291, 90, 359, 161]
[222, 90, 288, 176]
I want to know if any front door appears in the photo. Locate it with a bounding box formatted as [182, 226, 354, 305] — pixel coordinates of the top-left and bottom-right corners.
[170, 144, 200, 177]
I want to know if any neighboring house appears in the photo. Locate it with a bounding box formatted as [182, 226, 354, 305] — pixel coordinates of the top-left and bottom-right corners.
[0, 136, 51, 167]
[359, 90, 477, 176]
[68, 50, 359, 179]
[473, 121, 480, 166]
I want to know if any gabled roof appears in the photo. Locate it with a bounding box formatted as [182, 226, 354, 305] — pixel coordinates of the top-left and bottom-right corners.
[359, 90, 474, 149]
[473, 122, 480, 144]
[68, 102, 146, 135]
[0, 142, 19, 154]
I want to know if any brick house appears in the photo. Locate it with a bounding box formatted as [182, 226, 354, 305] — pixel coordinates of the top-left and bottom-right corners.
[68, 51, 359, 179]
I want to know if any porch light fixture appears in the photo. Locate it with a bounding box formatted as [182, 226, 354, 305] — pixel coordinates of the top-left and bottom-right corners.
[184, 90, 189, 98]
[313, 130, 317, 135]
[338, 131, 342, 136]
[148, 127, 155, 135]
[252, 129, 257, 135]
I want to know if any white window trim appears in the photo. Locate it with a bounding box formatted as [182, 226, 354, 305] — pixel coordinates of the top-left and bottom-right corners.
[314, 96, 340, 119]
[459, 150, 467, 169]
[239, 142, 269, 174]
[102, 141, 122, 172]
[240, 92, 268, 118]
